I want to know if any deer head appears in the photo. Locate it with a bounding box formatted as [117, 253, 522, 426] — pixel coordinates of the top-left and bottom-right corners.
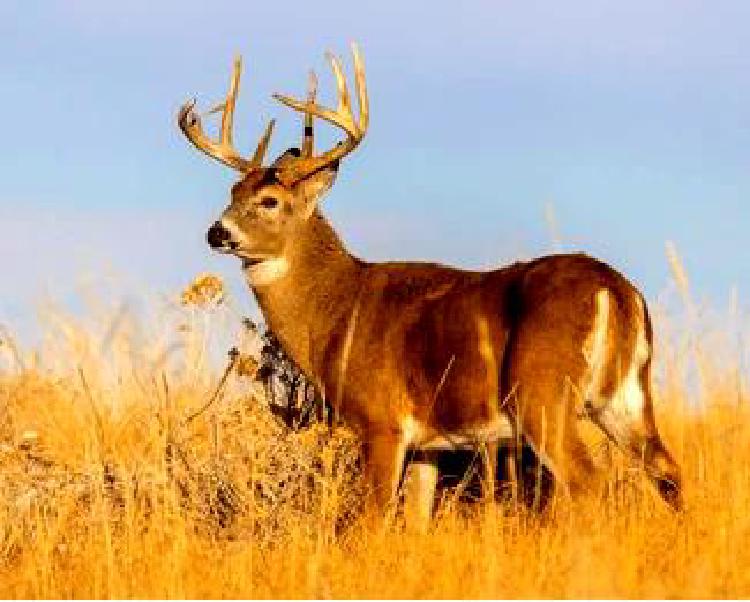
[177, 45, 368, 281]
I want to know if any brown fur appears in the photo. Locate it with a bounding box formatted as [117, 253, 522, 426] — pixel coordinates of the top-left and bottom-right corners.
[241, 203, 681, 513]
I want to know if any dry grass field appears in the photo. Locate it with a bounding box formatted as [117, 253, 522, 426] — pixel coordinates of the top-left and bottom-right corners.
[0, 252, 748, 598]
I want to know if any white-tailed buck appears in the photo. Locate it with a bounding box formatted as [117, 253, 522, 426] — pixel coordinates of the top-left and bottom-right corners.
[178, 44, 682, 519]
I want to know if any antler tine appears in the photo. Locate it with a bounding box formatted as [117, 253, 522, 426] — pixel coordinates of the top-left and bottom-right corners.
[326, 52, 354, 131]
[272, 42, 369, 184]
[207, 56, 242, 147]
[302, 70, 318, 158]
[252, 119, 276, 165]
[177, 56, 274, 173]
[351, 42, 369, 136]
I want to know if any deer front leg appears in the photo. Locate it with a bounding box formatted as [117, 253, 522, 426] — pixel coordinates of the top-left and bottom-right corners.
[403, 452, 439, 529]
[481, 441, 498, 503]
[362, 429, 409, 519]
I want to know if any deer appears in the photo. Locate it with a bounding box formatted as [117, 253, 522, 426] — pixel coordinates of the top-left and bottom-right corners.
[177, 44, 682, 522]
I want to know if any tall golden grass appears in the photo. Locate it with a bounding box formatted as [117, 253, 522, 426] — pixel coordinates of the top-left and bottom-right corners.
[0, 250, 748, 599]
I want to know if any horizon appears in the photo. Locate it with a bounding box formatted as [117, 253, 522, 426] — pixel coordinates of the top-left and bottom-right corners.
[1, 1, 748, 340]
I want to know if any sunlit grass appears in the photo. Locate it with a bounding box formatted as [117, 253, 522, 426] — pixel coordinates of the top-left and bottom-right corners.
[0, 254, 748, 598]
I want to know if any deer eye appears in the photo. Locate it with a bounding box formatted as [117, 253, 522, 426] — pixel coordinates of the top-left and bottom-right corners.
[259, 196, 279, 210]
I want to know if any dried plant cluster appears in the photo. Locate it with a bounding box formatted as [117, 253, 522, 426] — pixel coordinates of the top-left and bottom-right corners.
[0, 263, 749, 598]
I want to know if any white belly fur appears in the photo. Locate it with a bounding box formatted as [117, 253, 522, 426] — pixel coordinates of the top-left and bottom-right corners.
[401, 415, 514, 452]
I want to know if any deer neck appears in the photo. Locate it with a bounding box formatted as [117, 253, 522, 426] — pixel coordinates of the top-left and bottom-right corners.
[245, 210, 363, 379]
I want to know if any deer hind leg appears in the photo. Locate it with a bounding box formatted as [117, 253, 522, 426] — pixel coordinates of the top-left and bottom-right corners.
[587, 294, 682, 510]
[592, 386, 682, 510]
[591, 359, 682, 510]
[361, 428, 410, 519]
[637, 430, 681, 511]
[508, 374, 605, 502]
[505, 298, 609, 502]
[523, 405, 602, 501]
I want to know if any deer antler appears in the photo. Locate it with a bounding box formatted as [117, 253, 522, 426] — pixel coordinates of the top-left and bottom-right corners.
[272, 42, 368, 184]
[177, 56, 275, 173]
[301, 70, 318, 158]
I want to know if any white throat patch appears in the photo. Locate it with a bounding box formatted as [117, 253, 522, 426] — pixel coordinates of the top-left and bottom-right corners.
[243, 257, 289, 286]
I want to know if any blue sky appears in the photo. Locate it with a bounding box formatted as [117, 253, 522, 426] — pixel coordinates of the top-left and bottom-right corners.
[1, 1, 748, 335]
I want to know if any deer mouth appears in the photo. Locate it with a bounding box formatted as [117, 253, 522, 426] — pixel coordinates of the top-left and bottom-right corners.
[241, 258, 265, 268]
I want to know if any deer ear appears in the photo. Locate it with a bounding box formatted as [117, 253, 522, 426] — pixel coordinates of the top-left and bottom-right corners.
[294, 164, 338, 219]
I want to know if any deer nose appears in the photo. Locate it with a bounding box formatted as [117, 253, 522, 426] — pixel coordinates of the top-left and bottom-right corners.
[206, 221, 231, 249]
